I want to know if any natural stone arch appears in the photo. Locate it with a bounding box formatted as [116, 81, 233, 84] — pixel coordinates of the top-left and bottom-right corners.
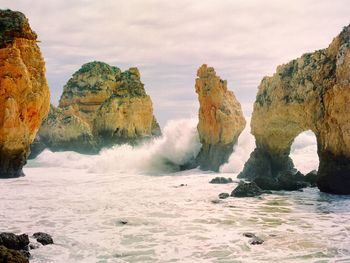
[239, 25, 350, 194]
[290, 130, 319, 174]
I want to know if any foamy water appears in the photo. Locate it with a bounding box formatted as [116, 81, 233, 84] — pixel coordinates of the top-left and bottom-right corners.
[1, 119, 350, 262]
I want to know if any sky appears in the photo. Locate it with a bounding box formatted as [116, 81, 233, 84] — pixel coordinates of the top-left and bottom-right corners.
[2, 0, 349, 126]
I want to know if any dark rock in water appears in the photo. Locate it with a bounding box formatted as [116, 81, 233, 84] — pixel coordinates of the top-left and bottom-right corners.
[211, 199, 222, 204]
[0, 245, 29, 263]
[32, 232, 53, 246]
[218, 192, 230, 199]
[305, 170, 318, 187]
[117, 220, 128, 225]
[174, 183, 187, 188]
[28, 243, 40, 250]
[231, 181, 263, 197]
[249, 236, 264, 245]
[275, 171, 309, 190]
[243, 232, 256, 238]
[250, 169, 309, 191]
[0, 233, 29, 251]
[209, 177, 233, 184]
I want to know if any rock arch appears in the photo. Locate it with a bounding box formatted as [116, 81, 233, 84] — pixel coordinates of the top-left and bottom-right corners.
[239, 25, 350, 194]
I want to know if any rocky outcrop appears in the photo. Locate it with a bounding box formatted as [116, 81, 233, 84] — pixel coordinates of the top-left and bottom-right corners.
[0, 9, 50, 177]
[0, 232, 30, 261]
[0, 246, 28, 263]
[195, 64, 246, 171]
[92, 67, 161, 146]
[31, 62, 160, 155]
[239, 25, 350, 194]
[37, 105, 97, 153]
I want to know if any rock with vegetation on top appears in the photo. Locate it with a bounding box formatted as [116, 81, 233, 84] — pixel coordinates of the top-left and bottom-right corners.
[195, 64, 246, 171]
[30, 62, 160, 156]
[0, 245, 28, 263]
[93, 67, 161, 146]
[0, 9, 50, 177]
[239, 24, 350, 195]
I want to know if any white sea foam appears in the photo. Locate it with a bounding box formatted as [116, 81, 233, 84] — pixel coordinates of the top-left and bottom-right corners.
[33, 118, 319, 175]
[33, 118, 201, 174]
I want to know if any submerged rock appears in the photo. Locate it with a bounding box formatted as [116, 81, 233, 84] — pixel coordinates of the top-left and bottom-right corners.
[231, 181, 263, 197]
[0, 9, 50, 177]
[218, 192, 230, 199]
[242, 232, 256, 238]
[31, 62, 160, 156]
[249, 236, 264, 245]
[239, 24, 350, 195]
[242, 232, 264, 245]
[32, 232, 53, 246]
[209, 177, 233, 184]
[195, 64, 246, 171]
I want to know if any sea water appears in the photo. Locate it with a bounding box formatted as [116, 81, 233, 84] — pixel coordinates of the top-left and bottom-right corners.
[1, 119, 350, 263]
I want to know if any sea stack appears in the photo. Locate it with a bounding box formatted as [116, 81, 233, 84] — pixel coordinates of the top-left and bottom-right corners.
[33, 61, 160, 154]
[239, 24, 350, 194]
[0, 10, 50, 177]
[195, 64, 246, 171]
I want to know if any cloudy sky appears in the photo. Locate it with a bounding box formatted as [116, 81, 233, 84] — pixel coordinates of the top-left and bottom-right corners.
[3, 0, 349, 125]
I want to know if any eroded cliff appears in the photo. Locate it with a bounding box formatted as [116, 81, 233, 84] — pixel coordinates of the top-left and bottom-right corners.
[34, 62, 160, 153]
[195, 64, 246, 171]
[0, 9, 50, 177]
[239, 25, 350, 194]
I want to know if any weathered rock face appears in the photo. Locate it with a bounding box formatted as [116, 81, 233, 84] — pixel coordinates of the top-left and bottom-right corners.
[239, 25, 350, 194]
[93, 67, 161, 146]
[33, 62, 160, 154]
[59, 61, 121, 126]
[195, 64, 246, 171]
[38, 105, 97, 153]
[0, 10, 50, 177]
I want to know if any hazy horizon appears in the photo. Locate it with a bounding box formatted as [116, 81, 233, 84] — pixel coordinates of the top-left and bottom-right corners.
[3, 0, 349, 126]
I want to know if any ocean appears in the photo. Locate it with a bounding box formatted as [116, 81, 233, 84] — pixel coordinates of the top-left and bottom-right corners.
[1, 118, 349, 263]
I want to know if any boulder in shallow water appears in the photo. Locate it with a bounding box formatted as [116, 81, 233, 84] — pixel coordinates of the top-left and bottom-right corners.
[231, 181, 263, 197]
[32, 232, 53, 246]
[249, 236, 264, 245]
[218, 192, 230, 199]
[209, 177, 233, 184]
[254, 171, 309, 191]
[0, 233, 29, 251]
